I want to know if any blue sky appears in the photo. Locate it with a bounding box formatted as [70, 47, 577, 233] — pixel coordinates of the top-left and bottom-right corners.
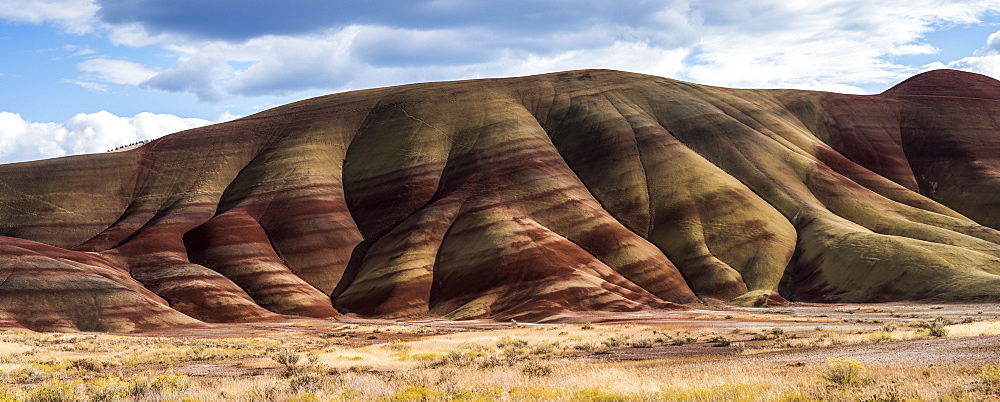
[1, 0, 999, 164]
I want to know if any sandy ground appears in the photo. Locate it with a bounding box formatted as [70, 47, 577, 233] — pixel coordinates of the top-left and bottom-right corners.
[126, 301, 1000, 370]
[744, 334, 1000, 367]
[597, 333, 1000, 367]
[4, 301, 1000, 401]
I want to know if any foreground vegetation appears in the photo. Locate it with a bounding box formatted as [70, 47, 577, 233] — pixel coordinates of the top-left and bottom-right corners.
[0, 305, 999, 401]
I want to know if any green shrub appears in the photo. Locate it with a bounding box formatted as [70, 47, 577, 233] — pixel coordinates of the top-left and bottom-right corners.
[927, 318, 948, 338]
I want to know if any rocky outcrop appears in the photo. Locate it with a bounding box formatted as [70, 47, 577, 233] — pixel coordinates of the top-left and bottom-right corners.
[1, 69, 999, 331]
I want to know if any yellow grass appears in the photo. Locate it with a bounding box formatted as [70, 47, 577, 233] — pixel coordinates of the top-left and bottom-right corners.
[0, 307, 998, 401]
[945, 319, 1000, 337]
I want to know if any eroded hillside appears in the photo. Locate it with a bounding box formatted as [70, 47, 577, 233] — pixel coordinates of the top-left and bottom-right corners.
[1, 69, 999, 331]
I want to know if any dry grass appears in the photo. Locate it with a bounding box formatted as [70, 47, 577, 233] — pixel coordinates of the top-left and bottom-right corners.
[0, 306, 997, 401]
[946, 319, 1000, 337]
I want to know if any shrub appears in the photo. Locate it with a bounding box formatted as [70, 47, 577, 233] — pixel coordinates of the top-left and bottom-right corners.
[432, 350, 476, 367]
[85, 377, 132, 401]
[25, 379, 78, 402]
[496, 337, 528, 349]
[730, 342, 746, 354]
[927, 318, 948, 338]
[477, 356, 505, 369]
[289, 373, 322, 393]
[149, 373, 190, 392]
[70, 358, 101, 372]
[387, 386, 444, 402]
[629, 338, 655, 348]
[288, 393, 320, 402]
[530, 342, 556, 355]
[706, 335, 731, 347]
[407, 353, 444, 362]
[452, 387, 503, 401]
[602, 334, 630, 347]
[981, 364, 1000, 387]
[6, 366, 47, 383]
[869, 332, 892, 343]
[0, 389, 20, 402]
[522, 361, 553, 377]
[386, 341, 411, 351]
[244, 386, 279, 402]
[823, 356, 866, 386]
[272, 349, 303, 375]
[570, 388, 627, 401]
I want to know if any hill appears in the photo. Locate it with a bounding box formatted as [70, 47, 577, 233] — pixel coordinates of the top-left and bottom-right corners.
[1, 69, 1000, 332]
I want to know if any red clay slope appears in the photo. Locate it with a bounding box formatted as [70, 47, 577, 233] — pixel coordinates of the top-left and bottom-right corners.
[1, 69, 999, 332]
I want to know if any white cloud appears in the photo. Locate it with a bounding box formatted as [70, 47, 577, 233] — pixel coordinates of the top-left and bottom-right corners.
[141, 52, 231, 102]
[71, 0, 1000, 102]
[989, 30, 1000, 53]
[925, 54, 1000, 78]
[107, 22, 178, 47]
[919, 29, 1000, 79]
[683, 0, 1000, 93]
[87, 24, 692, 102]
[64, 79, 107, 92]
[63, 44, 97, 57]
[0, 111, 212, 164]
[77, 58, 158, 86]
[0, 0, 97, 34]
[215, 111, 242, 122]
[493, 41, 690, 80]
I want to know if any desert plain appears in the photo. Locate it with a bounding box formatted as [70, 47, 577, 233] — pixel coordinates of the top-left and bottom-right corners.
[1, 303, 1000, 401]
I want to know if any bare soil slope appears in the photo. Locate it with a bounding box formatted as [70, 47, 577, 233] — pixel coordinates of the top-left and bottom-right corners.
[1, 69, 1000, 331]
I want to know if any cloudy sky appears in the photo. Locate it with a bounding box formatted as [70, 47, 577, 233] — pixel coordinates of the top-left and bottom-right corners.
[1, 0, 999, 164]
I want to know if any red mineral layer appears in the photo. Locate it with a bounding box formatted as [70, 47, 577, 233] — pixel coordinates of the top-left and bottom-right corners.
[1, 69, 999, 332]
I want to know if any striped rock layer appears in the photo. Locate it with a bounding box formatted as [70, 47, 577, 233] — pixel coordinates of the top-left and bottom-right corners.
[1, 69, 1000, 332]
